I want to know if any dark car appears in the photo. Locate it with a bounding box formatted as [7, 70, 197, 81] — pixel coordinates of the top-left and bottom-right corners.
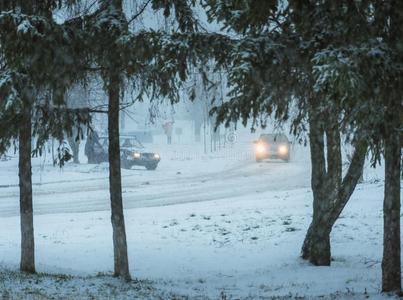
[119, 137, 160, 170]
[85, 132, 161, 170]
[254, 133, 291, 162]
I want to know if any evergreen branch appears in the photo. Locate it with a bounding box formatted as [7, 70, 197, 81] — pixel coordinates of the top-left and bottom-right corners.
[128, 0, 152, 25]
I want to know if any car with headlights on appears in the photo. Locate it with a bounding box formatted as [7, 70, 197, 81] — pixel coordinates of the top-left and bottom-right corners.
[254, 133, 291, 162]
[85, 133, 161, 170]
[119, 136, 160, 170]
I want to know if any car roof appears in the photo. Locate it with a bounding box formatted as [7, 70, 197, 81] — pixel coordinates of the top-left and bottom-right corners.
[99, 136, 144, 149]
[259, 133, 289, 143]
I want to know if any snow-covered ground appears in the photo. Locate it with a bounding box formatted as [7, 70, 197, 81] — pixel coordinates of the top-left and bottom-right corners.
[0, 140, 399, 299]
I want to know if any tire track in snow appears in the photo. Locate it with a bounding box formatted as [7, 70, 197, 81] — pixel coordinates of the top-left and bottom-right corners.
[0, 160, 310, 217]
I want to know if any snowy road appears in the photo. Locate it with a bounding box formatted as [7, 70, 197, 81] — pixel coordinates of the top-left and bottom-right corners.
[0, 143, 311, 217]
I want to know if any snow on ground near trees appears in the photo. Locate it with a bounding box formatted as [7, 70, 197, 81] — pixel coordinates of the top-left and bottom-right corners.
[0, 141, 398, 299]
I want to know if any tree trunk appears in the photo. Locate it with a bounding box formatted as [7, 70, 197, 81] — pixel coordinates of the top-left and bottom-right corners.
[381, 124, 401, 293]
[195, 119, 201, 142]
[108, 72, 131, 281]
[19, 107, 35, 273]
[302, 116, 331, 264]
[302, 219, 332, 265]
[72, 141, 80, 164]
[120, 110, 126, 132]
[302, 116, 367, 266]
[382, 0, 402, 293]
[67, 135, 80, 164]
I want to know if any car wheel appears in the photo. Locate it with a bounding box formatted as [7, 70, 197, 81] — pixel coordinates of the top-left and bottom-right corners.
[145, 163, 158, 170]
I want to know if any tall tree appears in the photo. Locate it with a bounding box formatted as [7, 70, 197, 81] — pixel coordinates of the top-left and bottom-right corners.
[204, 0, 369, 266]
[311, 1, 402, 291]
[80, 0, 229, 280]
[82, 0, 132, 280]
[0, 1, 42, 273]
[0, 0, 90, 273]
[375, 0, 403, 292]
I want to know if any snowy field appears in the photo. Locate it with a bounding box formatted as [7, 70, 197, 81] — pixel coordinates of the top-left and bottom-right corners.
[0, 140, 399, 299]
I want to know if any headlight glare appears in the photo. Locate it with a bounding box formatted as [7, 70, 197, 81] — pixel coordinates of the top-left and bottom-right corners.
[278, 145, 288, 155]
[255, 143, 266, 154]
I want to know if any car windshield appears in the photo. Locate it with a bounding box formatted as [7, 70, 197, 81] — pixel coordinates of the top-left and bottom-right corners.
[98, 137, 145, 149]
[259, 134, 288, 143]
[120, 136, 144, 149]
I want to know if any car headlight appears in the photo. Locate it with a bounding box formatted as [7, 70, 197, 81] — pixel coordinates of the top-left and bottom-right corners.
[278, 145, 288, 155]
[154, 153, 160, 159]
[133, 152, 141, 158]
[255, 143, 266, 154]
